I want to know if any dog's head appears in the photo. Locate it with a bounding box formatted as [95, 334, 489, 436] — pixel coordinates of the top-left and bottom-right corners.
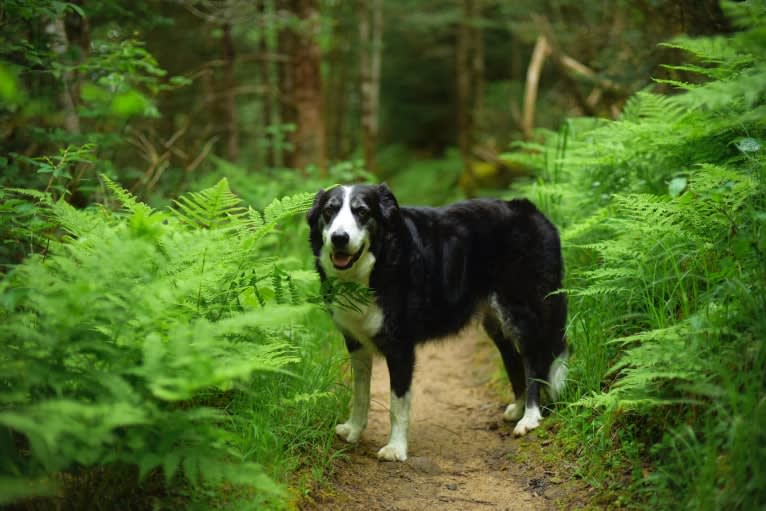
[307, 184, 399, 280]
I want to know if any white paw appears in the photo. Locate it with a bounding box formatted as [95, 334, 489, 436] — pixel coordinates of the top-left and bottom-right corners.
[377, 442, 408, 462]
[503, 402, 524, 421]
[513, 415, 541, 436]
[335, 422, 364, 443]
[513, 406, 542, 437]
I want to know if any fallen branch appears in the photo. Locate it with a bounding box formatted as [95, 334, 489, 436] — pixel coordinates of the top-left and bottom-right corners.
[521, 35, 550, 140]
[535, 15, 629, 96]
[519, 27, 631, 137]
[557, 53, 628, 95]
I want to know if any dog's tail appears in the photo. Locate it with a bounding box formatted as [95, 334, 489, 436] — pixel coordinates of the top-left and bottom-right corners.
[547, 347, 569, 400]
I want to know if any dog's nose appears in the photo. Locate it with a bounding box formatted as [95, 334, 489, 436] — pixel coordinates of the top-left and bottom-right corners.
[331, 231, 350, 248]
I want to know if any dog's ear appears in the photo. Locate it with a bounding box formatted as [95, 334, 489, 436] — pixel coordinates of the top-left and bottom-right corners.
[377, 183, 400, 224]
[306, 188, 326, 226]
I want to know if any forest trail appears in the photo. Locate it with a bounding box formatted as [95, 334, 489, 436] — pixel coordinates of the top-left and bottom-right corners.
[302, 330, 569, 511]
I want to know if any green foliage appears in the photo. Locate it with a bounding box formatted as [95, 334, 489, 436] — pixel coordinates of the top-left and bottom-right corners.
[13, 144, 98, 198]
[378, 146, 465, 205]
[0, 178, 346, 507]
[0, 0, 187, 203]
[0, 188, 56, 270]
[0, 62, 23, 105]
[519, 3, 766, 509]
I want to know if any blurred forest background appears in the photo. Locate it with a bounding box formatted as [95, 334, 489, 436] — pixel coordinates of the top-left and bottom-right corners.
[1, 0, 730, 208]
[2, 1, 765, 510]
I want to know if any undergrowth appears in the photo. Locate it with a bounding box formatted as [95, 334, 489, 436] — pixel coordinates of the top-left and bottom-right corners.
[506, 2, 766, 509]
[0, 176, 350, 509]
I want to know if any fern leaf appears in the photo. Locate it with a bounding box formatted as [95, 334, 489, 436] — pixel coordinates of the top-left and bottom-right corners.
[100, 174, 153, 217]
[620, 91, 686, 124]
[3, 188, 53, 203]
[246, 206, 265, 229]
[659, 35, 754, 72]
[262, 192, 315, 225]
[170, 178, 246, 229]
[49, 200, 101, 239]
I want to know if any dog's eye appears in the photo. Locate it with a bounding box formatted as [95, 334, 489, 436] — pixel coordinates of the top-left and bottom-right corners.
[355, 207, 370, 221]
[322, 207, 337, 222]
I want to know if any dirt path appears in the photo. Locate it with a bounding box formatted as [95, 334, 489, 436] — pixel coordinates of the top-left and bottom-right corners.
[303, 330, 568, 511]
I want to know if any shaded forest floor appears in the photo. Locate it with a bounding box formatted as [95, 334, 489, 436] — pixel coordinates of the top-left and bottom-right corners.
[300, 329, 596, 510]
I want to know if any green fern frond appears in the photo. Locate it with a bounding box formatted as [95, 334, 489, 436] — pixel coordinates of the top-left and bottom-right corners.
[100, 174, 153, 217]
[561, 208, 611, 243]
[568, 285, 629, 298]
[49, 199, 102, 239]
[263, 192, 315, 224]
[620, 91, 687, 123]
[246, 206, 265, 229]
[672, 64, 766, 111]
[170, 178, 246, 229]
[235, 192, 315, 248]
[659, 35, 754, 72]
[3, 187, 53, 203]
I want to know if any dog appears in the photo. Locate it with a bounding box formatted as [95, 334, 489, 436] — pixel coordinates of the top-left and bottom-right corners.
[307, 184, 568, 461]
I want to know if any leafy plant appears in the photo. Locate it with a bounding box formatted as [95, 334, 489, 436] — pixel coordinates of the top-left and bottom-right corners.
[514, 2, 766, 509]
[0, 178, 345, 507]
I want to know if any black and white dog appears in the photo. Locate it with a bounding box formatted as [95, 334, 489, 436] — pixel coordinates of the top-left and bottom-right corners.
[307, 184, 568, 461]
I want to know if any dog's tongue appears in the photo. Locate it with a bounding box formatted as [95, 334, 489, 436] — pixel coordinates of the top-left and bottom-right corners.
[332, 252, 352, 267]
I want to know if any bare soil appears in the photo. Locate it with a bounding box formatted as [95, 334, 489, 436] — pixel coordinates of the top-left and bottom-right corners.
[302, 330, 583, 511]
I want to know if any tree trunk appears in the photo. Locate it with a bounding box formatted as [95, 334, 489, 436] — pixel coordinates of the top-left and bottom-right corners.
[222, 23, 239, 161]
[359, 0, 371, 171]
[289, 0, 326, 171]
[359, 0, 382, 173]
[456, 0, 483, 183]
[250, 16, 266, 170]
[47, 17, 81, 135]
[471, 4, 483, 143]
[48, 11, 91, 205]
[325, 40, 349, 162]
[265, 0, 285, 168]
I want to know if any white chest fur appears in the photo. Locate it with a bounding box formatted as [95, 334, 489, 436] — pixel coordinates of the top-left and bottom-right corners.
[332, 300, 384, 352]
[321, 238, 383, 350]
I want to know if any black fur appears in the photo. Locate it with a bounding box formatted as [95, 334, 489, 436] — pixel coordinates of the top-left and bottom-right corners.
[308, 184, 567, 426]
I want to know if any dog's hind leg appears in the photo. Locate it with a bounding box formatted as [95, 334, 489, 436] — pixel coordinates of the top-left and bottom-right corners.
[513, 363, 545, 436]
[336, 337, 372, 443]
[486, 297, 552, 436]
[510, 299, 568, 437]
[482, 313, 526, 422]
[377, 343, 415, 462]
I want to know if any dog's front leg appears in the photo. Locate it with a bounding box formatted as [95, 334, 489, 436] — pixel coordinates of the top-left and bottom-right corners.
[377, 346, 414, 462]
[336, 340, 372, 443]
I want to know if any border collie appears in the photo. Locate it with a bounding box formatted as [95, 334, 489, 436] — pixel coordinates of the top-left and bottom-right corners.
[307, 184, 568, 461]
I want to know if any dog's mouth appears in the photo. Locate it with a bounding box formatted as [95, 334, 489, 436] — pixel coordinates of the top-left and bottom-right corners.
[331, 245, 365, 270]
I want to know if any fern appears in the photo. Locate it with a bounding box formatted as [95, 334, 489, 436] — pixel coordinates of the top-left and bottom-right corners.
[170, 177, 247, 229]
[48, 199, 105, 239]
[0, 178, 336, 506]
[659, 36, 754, 79]
[100, 173, 153, 217]
[263, 191, 315, 224]
[619, 91, 688, 124]
[524, 5, 766, 508]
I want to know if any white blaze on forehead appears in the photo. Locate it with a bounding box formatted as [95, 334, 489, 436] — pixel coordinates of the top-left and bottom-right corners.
[325, 185, 365, 251]
[319, 185, 375, 282]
